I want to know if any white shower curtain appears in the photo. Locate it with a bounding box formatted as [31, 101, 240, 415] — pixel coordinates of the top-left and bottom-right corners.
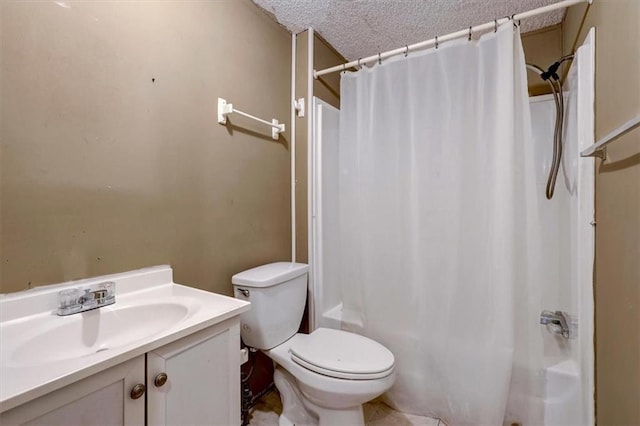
[337, 25, 543, 425]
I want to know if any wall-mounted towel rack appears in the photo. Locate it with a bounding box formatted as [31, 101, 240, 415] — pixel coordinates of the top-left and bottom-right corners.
[217, 97, 285, 140]
[581, 114, 640, 159]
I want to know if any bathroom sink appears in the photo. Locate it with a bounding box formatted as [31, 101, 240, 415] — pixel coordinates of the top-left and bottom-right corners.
[0, 265, 251, 413]
[8, 301, 191, 366]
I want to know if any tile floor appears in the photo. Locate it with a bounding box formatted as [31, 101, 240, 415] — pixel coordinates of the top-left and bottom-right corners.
[249, 390, 444, 425]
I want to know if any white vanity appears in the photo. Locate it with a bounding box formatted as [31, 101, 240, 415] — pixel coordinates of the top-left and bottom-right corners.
[0, 266, 250, 425]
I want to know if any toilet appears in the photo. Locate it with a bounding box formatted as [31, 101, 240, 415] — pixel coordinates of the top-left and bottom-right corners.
[232, 262, 395, 426]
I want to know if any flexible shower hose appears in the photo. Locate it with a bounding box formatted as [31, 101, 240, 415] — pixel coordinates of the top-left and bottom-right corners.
[526, 55, 572, 200]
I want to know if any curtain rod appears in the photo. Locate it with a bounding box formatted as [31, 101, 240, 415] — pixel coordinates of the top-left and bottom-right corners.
[314, 0, 592, 79]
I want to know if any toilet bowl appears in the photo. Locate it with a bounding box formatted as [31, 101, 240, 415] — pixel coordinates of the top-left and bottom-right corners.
[232, 262, 395, 425]
[267, 329, 395, 424]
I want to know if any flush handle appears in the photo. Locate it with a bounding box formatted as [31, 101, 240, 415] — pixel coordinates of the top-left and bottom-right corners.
[130, 383, 146, 399]
[237, 288, 250, 297]
[154, 372, 168, 388]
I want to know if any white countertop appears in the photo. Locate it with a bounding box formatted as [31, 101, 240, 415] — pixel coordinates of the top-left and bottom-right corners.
[0, 265, 250, 413]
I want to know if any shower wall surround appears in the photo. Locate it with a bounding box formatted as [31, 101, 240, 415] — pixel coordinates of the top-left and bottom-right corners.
[564, 1, 640, 424]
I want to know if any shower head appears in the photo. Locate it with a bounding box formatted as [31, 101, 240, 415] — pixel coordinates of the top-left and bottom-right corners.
[542, 54, 575, 81]
[526, 54, 574, 81]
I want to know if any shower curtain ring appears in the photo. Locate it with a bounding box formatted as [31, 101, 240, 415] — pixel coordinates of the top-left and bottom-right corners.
[468, 26, 472, 41]
[404, 45, 409, 57]
[357, 58, 362, 69]
[435, 36, 439, 49]
[494, 19, 498, 33]
[378, 52, 382, 65]
[342, 63, 346, 73]
[511, 14, 518, 28]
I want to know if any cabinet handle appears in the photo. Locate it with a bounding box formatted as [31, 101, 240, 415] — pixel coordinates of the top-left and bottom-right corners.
[130, 383, 146, 399]
[154, 373, 168, 388]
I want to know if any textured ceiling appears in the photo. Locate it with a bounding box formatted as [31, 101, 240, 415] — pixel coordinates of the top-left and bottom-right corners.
[252, 0, 567, 60]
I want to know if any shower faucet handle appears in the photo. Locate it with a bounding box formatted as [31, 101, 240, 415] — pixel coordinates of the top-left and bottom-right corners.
[540, 310, 570, 339]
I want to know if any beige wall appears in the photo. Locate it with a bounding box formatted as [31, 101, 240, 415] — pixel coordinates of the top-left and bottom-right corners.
[313, 35, 342, 110]
[0, 0, 292, 295]
[564, 1, 640, 425]
[521, 24, 564, 96]
[294, 30, 309, 264]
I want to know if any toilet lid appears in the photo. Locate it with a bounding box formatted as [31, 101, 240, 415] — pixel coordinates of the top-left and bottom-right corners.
[289, 328, 394, 380]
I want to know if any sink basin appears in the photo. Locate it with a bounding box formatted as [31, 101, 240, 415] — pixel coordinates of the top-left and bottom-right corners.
[9, 302, 190, 366]
[0, 265, 251, 414]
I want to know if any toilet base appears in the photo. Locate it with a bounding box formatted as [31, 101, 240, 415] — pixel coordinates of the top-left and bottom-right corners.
[274, 367, 317, 425]
[274, 366, 365, 426]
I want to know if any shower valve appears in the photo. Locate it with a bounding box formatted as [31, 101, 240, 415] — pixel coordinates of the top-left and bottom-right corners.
[540, 310, 571, 339]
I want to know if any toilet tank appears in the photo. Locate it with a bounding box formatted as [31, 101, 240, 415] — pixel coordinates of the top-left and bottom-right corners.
[232, 262, 308, 350]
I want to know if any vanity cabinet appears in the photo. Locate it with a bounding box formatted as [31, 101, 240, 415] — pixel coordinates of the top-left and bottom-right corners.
[147, 321, 240, 425]
[0, 356, 146, 425]
[0, 319, 241, 426]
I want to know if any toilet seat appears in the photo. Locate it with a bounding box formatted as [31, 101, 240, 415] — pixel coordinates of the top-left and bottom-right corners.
[289, 328, 394, 380]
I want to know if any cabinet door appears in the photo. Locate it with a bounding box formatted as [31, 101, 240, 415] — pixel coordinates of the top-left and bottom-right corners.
[147, 320, 241, 426]
[0, 356, 145, 426]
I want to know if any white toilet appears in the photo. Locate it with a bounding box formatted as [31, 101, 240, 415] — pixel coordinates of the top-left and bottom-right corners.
[232, 262, 395, 426]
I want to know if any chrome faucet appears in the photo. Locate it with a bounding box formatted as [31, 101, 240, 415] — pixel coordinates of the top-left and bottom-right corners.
[57, 281, 116, 316]
[540, 310, 570, 339]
